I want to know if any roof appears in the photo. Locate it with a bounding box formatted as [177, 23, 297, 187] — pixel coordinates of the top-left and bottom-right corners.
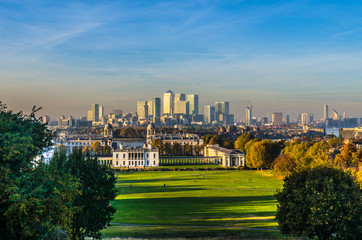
[206, 145, 244, 155]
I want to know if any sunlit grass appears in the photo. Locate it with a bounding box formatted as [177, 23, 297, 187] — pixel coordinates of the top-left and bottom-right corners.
[104, 170, 285, 237]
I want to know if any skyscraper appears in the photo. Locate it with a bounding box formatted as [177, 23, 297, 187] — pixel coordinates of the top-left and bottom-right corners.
[99, 105, 104, 120]
[186, 94, 199, 115]
[215, 101, 229, 115]
[301, 113, 309, 125]
[246, 107, 252, 126]
[203, 106, 215, 124]
[163, 90, 174, 115]
[324, 104, 329, 120]
[272, 112, 283, 125]
[152, 97, 161, 118]
[137, 101, 148, 120]
[285, 115, 290, 124]
[91, 104, 99, 122]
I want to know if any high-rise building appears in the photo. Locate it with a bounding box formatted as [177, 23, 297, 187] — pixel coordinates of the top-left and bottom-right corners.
[147, 100, 153, 118]
[174, 100, 189, 115]
[203, 106, 215, 124]
[152, 97, 161, 118]
[99, 105, 104, 120]
[246, 107, 252, 126]
[301, 113, 309, 125]
[272, 112, 283, 125]
[163, 90, 174, 115]
[137, 101, 148, 120]
[87, 110, 92, 121]
[285, 115, 290, 124]
[324, 104, 329, 120]
[332, 109, 339, 120]
[186, 94, 199, 115]
[91, 104, 99, 122]
[215, 101, 229, 115]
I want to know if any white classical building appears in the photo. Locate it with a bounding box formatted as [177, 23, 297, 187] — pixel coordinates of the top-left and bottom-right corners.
[112, 144, 159, 168]
[204, 144, 245, 167]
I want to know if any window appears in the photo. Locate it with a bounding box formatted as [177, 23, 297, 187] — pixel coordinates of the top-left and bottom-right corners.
[116, 154, 118, 159]
[123, 154, 126, 158]
[123, 161, 125, 165]
[153, 161, 155, 165]
[141, 161, 143, 165]
[153, 153, 156, 158]
[116, 161, 118, 165]
[147, 161, 149, 165]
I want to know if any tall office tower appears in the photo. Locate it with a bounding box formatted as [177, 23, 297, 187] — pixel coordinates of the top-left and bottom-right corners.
[272, 112, 283, 125]
[99, 105, 104, 119]
[332, 109, 339, 120]
[152, 97, 161, 118]
[301, 113, 309, 125]
[137, 101, 148, 120]
[203, 106, 215, 124]
[147, 100, 153, 118]
[215, 101, 230, 115]
[285, 115, 290, 124]
[163, 90, 174, 115]
[174, 100, 189, 115]
[246, 107, 252, 126]
[87, 110, 92, 121]
[262, 117, 268, 125]
[174, 93, 186, 101]
[342, 112, 346, 119]
[324, 104, 329, 120]
[186, 94, 199, 115]
[91, 104, 99, 122]
[309, 113, 314, 123]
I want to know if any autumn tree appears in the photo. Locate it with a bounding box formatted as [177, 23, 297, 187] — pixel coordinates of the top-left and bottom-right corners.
[152, 138, 163, 154]
[273, 154, 296, 176]
[234, 133, 254, 152]
[276, 166, 362, 240]
[163, 141, 172, 155]
[91, 141, 102, 155]
[173, 143, 182, 155]
[335, 143, 360, 169]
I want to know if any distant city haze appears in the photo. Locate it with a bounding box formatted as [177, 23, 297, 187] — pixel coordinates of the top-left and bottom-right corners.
[1, 1, 362, 120]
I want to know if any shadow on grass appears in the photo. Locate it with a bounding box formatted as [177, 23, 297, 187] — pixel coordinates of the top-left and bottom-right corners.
[117, 186, 205, 195]
[112, 195, 277, 226]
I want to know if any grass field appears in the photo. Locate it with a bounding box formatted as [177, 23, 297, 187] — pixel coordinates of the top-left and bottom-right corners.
[102, 170, 297, 239]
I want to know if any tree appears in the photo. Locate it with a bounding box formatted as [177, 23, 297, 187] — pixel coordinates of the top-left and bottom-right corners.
[184, 143, 192, 155]
[91, 141, 102, 155]
[173, 143, 182, 155]
[247, 139, 280, 169]
[273, 154, 296, 176]
[0, 103, 75, 239]
[275, 166, 362, 240]
[335, 143, 360, 169]
[194, 144, 201, 155]
[51, 148, 117, 239]
[222, 139, 234, 149]
[163, 141, 172, 155]
[152, 138, 163, 154]
[234, 133, 254, 152]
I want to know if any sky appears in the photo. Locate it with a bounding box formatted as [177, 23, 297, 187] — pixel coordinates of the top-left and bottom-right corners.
[1, 0, 362, 121]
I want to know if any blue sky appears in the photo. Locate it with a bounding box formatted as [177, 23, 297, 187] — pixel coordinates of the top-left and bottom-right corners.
[1, 0, 362, 120]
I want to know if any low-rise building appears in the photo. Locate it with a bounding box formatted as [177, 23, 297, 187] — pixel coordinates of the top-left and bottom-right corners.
[204, 144, 245, 167]
[113, 144, 159, 168]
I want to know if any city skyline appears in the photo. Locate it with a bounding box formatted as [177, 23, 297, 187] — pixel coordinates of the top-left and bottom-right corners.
[1, 1, 362, 119]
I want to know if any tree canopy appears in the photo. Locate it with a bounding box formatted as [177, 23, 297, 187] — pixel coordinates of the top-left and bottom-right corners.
[275, 166, 362, 240]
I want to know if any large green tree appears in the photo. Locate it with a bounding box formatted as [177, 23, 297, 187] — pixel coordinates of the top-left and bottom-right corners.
[234, 133, 254, 152]
[275, 166, 362, 240]
[0, 103, 75, 239]
[51, 148, 117, 239]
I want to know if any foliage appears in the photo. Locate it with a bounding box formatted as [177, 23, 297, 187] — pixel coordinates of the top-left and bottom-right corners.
[51, 148, 117, 239]
[275, 166, 362, 240]
[246, 139, 281, 169]
[335, 143, 361, 169]
[0, 103, 75, 239]
[234, 133, 254, 152]
[328, 137, 343, 148]
[273, 154, 296, 176]
[172, 143, 182, 155]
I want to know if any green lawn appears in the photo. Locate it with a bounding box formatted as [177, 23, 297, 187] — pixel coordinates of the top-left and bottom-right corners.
[103, 170, 291, 238]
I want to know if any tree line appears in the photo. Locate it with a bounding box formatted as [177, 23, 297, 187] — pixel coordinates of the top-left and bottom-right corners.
[0, 103, 117, 240]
